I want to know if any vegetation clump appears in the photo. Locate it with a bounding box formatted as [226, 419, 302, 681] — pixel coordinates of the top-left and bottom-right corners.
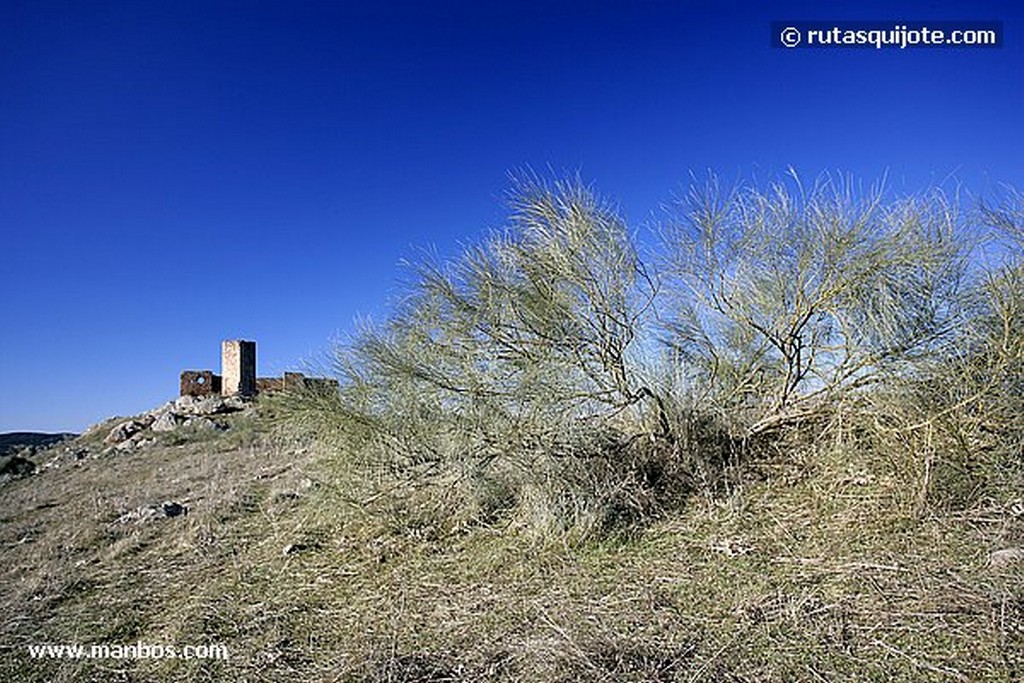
[280, 173, 1023, 536]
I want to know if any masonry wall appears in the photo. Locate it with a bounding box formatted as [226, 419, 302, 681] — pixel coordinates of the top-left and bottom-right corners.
[179, 341, 339, 398]
[255, 377, 284, 393]
[180, 370, 222, 397]
[254, 372, 340, 394]
[221, 340, 256, 396]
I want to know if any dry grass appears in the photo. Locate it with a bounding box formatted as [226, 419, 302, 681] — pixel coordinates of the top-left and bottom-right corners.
[1, 403, 1021, 682]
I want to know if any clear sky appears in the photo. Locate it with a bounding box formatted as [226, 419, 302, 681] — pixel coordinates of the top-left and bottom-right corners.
[2, 0, 1022, 432]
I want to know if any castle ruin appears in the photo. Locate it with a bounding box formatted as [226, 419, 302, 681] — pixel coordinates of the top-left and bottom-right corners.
[179, 340, 337, 397]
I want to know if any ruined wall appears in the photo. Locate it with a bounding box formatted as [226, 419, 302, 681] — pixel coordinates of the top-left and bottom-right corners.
[255, 377, 284, 393]
[221, 340, 256, 397]
[284, 372, 339, 393]
[181, 342, 337, 398]
[180, 370, 222, 397]
[254, 372, 340, 394]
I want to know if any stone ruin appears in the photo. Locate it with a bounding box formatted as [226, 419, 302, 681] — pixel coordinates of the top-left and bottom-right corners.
[221, 339, 256, 396]
[179, 370, 221, 397]
[179, 340, 337, 398]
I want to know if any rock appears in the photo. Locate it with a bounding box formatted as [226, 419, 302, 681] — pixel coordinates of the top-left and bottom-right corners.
[161, 501, 187, 517]
[115, 500, 188, 524]
[193, 396, 229, 416]
[104, 422, 136, 444]
[223, 396, 250, 412]
[115, 507, 153, 524]
[146, 402, 175, 418]
[104, 419, 150, 445]
[151, 412, 180, 433]
[178, 395, 249, 417]
[115, 432, 156, 452]
[114, 438, 137, 452]
[989, 548, 1024, 568]
[174, 395, 198, 412]
[183, 417, 222, 433]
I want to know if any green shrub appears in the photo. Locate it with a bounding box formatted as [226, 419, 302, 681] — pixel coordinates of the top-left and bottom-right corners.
[658, 172, 968, 437]
[279, 176, 684, 536]
[280, 172, 1023, 535]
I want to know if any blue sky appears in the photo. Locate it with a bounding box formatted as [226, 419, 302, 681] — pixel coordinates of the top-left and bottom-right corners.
[2, 0, 1022, 432]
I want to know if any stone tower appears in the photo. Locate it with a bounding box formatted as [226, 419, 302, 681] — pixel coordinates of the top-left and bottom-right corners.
[221, 340, 256, 396]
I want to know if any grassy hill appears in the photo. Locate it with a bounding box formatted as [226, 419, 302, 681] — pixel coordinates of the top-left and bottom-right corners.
[3, 176, 1021, 681]
[0, 401, 1020, 682]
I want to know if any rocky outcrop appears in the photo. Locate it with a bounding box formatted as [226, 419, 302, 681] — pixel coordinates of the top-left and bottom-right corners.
[99, 395, 255, 452]
[151, 412, 181, 433]
[104, 418, 153, 445]
[10, 395, 260, 474]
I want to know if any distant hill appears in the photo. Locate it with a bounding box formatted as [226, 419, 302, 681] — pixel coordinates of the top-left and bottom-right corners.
[0, 432, 77, 456]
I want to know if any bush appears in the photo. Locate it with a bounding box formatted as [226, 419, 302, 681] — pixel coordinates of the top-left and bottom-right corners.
[901, 190, 1024, 509]
[657, 172, 968, 437]
[280, 176, 683, 536]
[280, 172, 1022, 534]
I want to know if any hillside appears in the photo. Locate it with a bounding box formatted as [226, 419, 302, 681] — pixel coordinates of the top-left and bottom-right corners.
[0, 393, 1021, 683]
